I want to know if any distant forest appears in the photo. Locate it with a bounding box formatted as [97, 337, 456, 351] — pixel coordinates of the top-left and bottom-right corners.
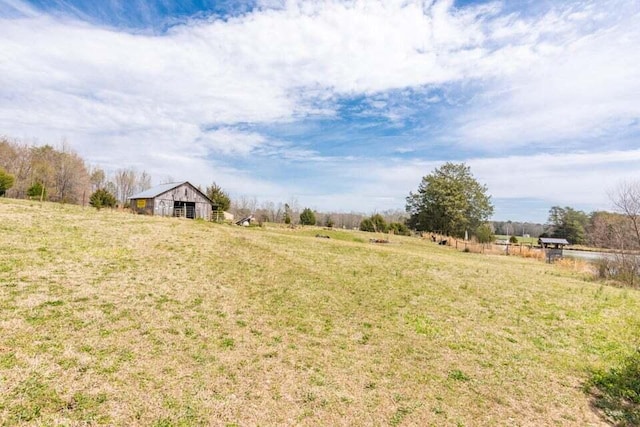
[1, 137, 636, 250]
[0, 137, 405, 229]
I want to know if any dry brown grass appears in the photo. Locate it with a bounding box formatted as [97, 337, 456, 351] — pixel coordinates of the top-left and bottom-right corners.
[1, 199, 639, 426]
[445, 238, 545, 261]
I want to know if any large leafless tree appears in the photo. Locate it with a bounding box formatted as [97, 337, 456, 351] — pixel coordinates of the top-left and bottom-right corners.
[611, 181, 640, 248]
[599, 181, 640, 285]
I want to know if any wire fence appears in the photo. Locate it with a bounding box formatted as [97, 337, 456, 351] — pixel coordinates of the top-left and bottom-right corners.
[425, 234, 545, 261]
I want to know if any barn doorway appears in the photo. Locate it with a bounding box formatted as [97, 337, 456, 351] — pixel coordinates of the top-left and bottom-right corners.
[173, 201, 196, 219]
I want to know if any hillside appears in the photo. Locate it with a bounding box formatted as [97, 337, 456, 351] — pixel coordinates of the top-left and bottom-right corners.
[1, 199, 638, 426]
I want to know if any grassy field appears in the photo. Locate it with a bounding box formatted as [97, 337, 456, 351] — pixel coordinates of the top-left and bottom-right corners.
[1, 199, 639, 426]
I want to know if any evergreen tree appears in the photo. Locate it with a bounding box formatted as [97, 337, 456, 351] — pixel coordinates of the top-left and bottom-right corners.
[205, 182, 231, 212]
[89, 188, 117, 210]
[0, 168, 14, 196]
[406, 163, 493, 238]
[476, 224, 494, 243]
[359, 218, 375, 232]
[388, 222, 411, 236]
[27, 182, 47, 200]
[299, 208, 316, 225]
[284, 203, 292, 224]
[546, 206, 589, 244]
[370, 213, 387, 233]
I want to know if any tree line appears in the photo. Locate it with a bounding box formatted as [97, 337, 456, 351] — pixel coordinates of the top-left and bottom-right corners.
[1, 138, 90, 203]
[540, 204, 640, 250]
[3, 136, 639, 260]
[0, 137, 155, 206]
[231, 194, 408, 230]
[0, 137, 408, 228]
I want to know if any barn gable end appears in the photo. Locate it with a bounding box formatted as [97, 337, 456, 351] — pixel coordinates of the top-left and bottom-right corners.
[129, 181, 215, 220]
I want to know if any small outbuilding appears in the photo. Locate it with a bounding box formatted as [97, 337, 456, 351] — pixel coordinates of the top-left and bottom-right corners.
[538, 237, 570, 263]
[128, 181, 215, 220]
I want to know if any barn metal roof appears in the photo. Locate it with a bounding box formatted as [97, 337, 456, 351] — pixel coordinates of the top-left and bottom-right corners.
[538, 237, 570, 245]
[128, 182, 187, 199]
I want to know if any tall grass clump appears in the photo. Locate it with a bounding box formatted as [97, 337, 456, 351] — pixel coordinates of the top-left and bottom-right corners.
[594, 254, 640, 288]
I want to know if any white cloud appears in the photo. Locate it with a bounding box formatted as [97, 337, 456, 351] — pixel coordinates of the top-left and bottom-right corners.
[456, 2, 640, 149]
[304, 149, 640, 217]
[0, 0, 535, 138]
[469, 150, 640, 206]
[2, 0, 635, 145]
[0, 0, 37, 16]
[200, 128, 267, 156]
[0, 0, 639, 220]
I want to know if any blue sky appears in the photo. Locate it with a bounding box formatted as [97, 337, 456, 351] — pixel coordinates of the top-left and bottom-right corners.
[1, 0, 639, 223]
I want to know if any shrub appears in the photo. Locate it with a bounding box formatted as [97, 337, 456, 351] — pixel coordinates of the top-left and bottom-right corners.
[360, 214, 389, 233]
[27, 182, 46, 200]
[299, 208, 316, 226]
[589, 349, 640, 425]
[509, 235, 518, 244]
[388, 222, 410, 236]
[325, 216, 334, 228]
[0, 168, 14, 197]
[594, 254, 640, 287]
[359, 218, 375, 232]
[476, 224, 494, 244]
[89, 188, 117, 210]
[370, 214, 387, 233]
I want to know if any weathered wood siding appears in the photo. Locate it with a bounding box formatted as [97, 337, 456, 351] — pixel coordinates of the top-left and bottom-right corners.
[131, 198, 154, 215]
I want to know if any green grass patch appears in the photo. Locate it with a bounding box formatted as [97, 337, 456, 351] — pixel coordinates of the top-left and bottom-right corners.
[0, 198, 639, 425]
[588, 350, 640, 426]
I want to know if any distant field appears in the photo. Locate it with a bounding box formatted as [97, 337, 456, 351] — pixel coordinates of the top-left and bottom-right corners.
[1, 199, 639, 425]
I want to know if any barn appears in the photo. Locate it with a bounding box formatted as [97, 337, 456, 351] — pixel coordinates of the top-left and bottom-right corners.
[128, 181, 215, 220]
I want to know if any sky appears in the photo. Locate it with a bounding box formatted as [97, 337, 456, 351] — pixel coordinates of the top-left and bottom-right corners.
[1, 0, 639, 223]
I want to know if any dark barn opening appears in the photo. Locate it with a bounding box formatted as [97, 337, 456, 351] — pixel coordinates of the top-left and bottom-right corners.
[174, 201, 196, 219]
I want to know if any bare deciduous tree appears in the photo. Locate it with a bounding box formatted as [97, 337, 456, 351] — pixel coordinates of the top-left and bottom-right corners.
[600, 181, 640, 286]
[89, 167, 106, 192]
[232, 195, 257, 218]
[54, 142, 90, 204]
[0, 138, 32, 198]
[611, 181, 640, 248]
[137, 171, 152, 193]
[114, 168, 137, 206]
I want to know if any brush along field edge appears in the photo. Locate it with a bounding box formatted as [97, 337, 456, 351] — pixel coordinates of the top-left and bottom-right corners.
[0, 199, 638, 426]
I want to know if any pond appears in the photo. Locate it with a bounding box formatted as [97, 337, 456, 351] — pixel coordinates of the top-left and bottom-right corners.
[563, 249, 616, 261]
